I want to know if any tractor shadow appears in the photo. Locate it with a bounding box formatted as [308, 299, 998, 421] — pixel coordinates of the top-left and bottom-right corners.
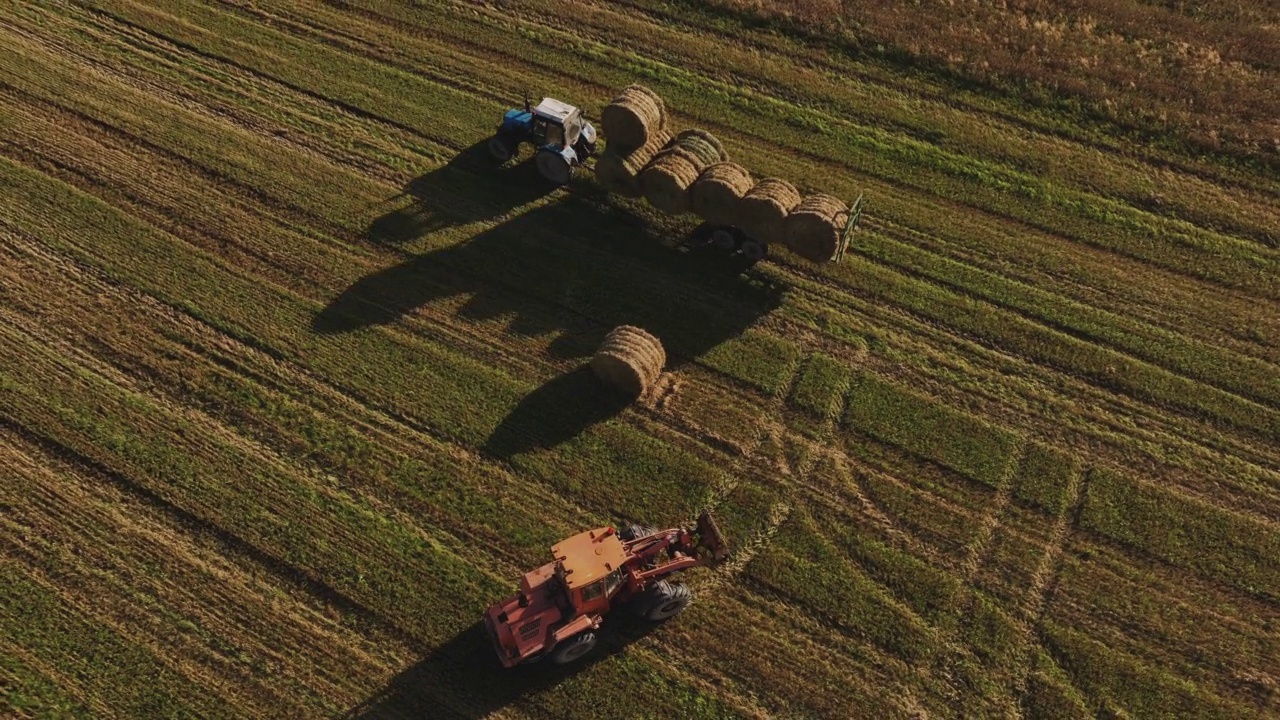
[366, 139, 559, 244]
[342, 615, 665, 719]
[314, 173, 785, 459]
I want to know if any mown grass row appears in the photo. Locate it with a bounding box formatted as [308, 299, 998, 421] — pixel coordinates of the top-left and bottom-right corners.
[1, 567, 221, 719]
[521, 0, 1280, 245]
[0, 262, 741, 718]
[91, 0, 1280, 304]
[24, 0, 1274, 497]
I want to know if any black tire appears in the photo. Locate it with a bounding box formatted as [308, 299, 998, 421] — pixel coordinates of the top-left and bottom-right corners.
[488, 135, 514, 162]
[617, 524, 657, 541]
[710, 227, 737, 251]
[550, 632, 597, 665]
[642, 581, 693, 621]
[739, 237, 767, 261]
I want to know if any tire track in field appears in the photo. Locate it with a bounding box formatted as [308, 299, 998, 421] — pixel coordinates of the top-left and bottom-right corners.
[199, 0, 1280, 311]
[20, 1, 1280, 504]
[24, 0, 1280, 576]
[7, 63, 1269, 543]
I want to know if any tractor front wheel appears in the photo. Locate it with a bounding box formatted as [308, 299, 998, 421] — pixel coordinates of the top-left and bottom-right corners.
[489, 135, 514, 162]
[643, 581, 693, 622]
[550, 632, 597, 665]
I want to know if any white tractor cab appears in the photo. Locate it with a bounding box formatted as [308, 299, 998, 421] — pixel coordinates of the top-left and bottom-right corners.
[490, 96, 598, 185]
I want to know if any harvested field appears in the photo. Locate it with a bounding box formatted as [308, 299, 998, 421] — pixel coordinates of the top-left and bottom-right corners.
[3, 1, 1278, 718]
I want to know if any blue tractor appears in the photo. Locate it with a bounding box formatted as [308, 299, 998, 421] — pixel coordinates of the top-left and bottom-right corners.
[489, 95, 598, 185]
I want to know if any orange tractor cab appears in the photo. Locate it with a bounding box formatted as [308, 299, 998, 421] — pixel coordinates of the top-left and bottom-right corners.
[483, 512, 730, 667]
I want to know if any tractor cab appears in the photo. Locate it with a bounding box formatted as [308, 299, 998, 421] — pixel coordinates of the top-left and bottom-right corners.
[552, 527, 629, 615]
[490, 95, 598, 184]
[530, 97, 584, 149]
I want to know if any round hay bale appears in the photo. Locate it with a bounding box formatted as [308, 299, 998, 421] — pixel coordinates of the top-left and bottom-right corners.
[592, 325, 665, 396]
[600, 328, 665, 380]
[601, 86, 667, 154]
[783, 193, 849, 263]
[690, 162, 753, 226]
[658, 130, 727, 167]
[675, 129, 728, 163]
[738, 177, 801, 242]
[640, 149, 702, 215]
[590, 351, 648, 397]
[596, 129, 673, 197]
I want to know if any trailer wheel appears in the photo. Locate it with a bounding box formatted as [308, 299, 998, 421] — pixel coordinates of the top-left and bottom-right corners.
[710, 227, 737, 251]
[739, 238, 767, 261]
[550, 632, 597, 665]
[644, 581, 693, 621]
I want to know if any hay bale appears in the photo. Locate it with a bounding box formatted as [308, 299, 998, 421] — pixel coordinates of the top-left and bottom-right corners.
[783, 193, 849, 263]
[601, 85, 668, 154]
[596, 129, 673, 197]
[640, 148, 703, 215]
[592, 325, 665, 397]
[690, 162, 753, 226]
[662, 129, 727, 167]
[738, 178, 801, 242]
[599, 326, 665, 379]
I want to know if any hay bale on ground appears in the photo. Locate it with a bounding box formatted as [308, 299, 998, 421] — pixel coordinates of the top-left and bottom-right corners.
[738, 177, 801, 242]
[600, 85, 668, 154]
[690, 162, 753, 226]
[591, 325, 665, 397]
[783, 193, 849, 263]
[596, 129, 673, 197]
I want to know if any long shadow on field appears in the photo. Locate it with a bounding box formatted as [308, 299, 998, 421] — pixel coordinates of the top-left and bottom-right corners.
[315, 173, 784, 458]
[366, 139, 559, 244]
[483, 366, 633, 459]
[342, 615, 664, 719]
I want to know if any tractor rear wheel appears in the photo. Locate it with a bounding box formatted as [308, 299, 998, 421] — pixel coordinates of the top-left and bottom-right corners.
[550, 632, 597, 665]
[536, 149, 573, 185]
[488, 136, 514, 162]
[643, 581, 693, 622]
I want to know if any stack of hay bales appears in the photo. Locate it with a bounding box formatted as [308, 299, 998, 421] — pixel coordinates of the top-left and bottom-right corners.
[597, 85, 670, 197]
[690, 162, 753, 227]
[783, 193, 850, 263]
[640, 130, 730, 215]
[590, 325, 665, 398]
[596, 129, 672, 197]
[737, 178, 801, 242]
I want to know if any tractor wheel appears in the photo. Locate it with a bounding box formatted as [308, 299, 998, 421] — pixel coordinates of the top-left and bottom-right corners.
[536, 149, 573, 185]
[618, 524, 657, 541]
[550, 632, 597, 665]
[710, 227, 737, 251]
[488, 136, 514, 162]
[740, 237, 768, 261]
[643, 581, 693, 622]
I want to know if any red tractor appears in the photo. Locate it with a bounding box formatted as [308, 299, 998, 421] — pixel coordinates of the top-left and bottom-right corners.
[483, 512, 730, 667]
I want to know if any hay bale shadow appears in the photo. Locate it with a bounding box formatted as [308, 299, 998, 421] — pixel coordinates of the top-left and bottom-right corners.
[483, 366, 631, 460]
[342, 615, 664, 719]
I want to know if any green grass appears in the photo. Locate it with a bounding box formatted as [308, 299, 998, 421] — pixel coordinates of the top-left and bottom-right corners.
[698, 329, 803, 395]
[844, 372, 1024, 489]
[789, 352, 854, 419]
[1013, 442, 1080, 516]
[1080, 468, 1280, 602]
[1, 567, 222, 719]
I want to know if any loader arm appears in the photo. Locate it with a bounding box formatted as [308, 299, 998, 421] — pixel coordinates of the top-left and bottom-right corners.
[623, 512, 730, 585]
